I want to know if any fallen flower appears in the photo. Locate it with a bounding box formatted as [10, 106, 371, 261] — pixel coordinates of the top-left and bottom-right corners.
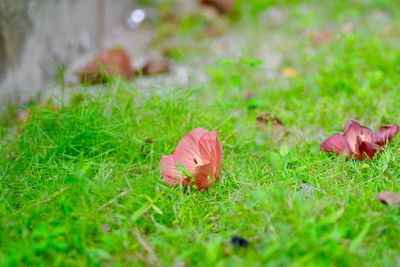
[79, 48, 134, 83]
[373, 124, 399, 146]
[160, 128, 223, 189]
[321, 120, 399, 160]
[376, 191, 400, 205]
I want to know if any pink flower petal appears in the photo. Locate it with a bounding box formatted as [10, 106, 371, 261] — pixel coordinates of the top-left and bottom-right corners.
[321, 134, 351, 155]
[374, 124, 399, 146]
[160, 155, 187, 186]
[358, 140, 379, 160]
[194, 163, 214, 189]
[173, 128, 209, 175]
[344, 121, 373, 153]
[199, 131, 223, 180]
[160, 128, 224, 189]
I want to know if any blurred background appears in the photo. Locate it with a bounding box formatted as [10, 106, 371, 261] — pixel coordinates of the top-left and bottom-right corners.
[1, 0, 146, 104]
[1, 0, 399, 107]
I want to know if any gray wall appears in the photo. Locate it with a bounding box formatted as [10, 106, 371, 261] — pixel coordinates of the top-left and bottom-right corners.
[0, 0, 140, 106]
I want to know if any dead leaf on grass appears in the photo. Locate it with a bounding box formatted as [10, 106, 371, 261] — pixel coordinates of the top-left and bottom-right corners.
[256, 112, 284, 132]
[139, 59, 170, 76]
[200, 0, 235, 14]
[304, 30, 334, 46]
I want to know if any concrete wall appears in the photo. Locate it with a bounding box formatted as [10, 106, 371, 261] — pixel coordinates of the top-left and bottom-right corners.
[0, 0, 143, 106]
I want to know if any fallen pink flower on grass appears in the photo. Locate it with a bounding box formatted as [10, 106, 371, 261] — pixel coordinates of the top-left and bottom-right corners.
[78, 48, 134, 84]
[160, 128, 223, 189]
[321, 120, 399, 160]
[376, 191, 400, 205]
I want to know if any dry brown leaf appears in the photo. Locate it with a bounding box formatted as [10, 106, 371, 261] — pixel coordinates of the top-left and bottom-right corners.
[256, 112, 284, 132]
[79, 48, 134, 83]
[376, 191, 400, 205]
[200, 0, 235, 14]
[311, 31, 334, 46]
[144, 137, 153, 144]
[140, 60, 170, 76]
[303, 30, 334, 46]
[256, 112, 286, 144]
[141, 138, 153, 153]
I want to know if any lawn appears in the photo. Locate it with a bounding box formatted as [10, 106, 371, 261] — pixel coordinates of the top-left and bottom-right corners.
[1, 1, 400, 266]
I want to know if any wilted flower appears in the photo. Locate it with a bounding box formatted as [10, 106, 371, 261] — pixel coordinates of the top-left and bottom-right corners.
[321, 120, 399, 160]
[79, 48, 134, 83]
[160, 128, 223, 189]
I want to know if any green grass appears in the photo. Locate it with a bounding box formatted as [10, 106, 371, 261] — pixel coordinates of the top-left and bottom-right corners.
[1, 1, 400, 266]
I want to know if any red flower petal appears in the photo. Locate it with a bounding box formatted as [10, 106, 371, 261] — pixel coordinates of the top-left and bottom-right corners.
[321, 134, 351, 155]
[198, 130, 223, 181]
[194, 163, 214, 189]
[374, 124, 399, 146]
[344, 121, 373, 153]
[358, 140, 379, 160]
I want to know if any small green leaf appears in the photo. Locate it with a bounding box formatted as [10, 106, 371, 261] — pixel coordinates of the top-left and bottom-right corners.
[350, 222, 371, 251]
[268, 152, 283, 170]
[246, 98, 261, 110]
[219, 59, 238, 66]
[279, 145, 290, 158]
[131, 202, 150, 222]
[360, 163, 370, 169]
[151, 204, 163, 215]
[247, 59, 263, 68]
[319, 208, 345, 226]
[230, 75, 241, 87]
[87, 247, 112, 261]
